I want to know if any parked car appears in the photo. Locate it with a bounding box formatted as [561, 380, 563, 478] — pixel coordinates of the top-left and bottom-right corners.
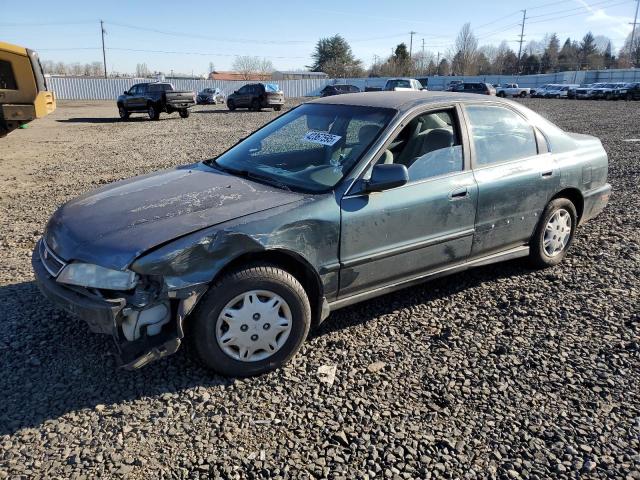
[320, 84, 361, 97]
[454, 82, 496, 95]
[575, 83, 605, 99]
[33, 91, 611, 376]
[544, 84, 579, 99]
[196, 87, 225, 105]
[496, 83, 530, 97]
[620, 82, 640, 100]
[447, 80, 464, 91]
[384, 78, 424, 91]
[596, 82, 630, 100]
[416, 77, 429, 89]
[226, 83, 284, 111]
[531, 84, 554, 98]
[117, 82, 195, 120]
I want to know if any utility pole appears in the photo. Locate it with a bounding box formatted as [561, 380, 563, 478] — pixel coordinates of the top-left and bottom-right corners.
[421, 38, 425, 73]
[630, 0, 639, 66]
[516, 9, 527, 74]
[409, 31, 416, 59]
[100, 20, 107, 78]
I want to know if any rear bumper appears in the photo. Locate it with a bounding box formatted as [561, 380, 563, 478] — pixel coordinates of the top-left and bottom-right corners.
[581, 183, 611, 224]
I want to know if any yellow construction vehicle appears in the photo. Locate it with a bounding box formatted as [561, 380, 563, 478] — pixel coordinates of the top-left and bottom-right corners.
[1, 41, 56, 137]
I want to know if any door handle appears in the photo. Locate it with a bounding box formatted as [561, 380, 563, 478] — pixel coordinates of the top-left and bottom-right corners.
[449, 187, 469, 200]
[541, 170, 554, 178]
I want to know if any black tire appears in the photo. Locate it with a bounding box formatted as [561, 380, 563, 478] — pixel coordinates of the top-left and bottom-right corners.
[251, 99, 261, 111]
[626, 92, 633, 101]
[179, 109, 190, 118]
[227, 99, 236, 111]
[274, 105, 282, 111]
[497, 91, 505, 98]
[192, 264, 311, 377]
[529, 198, 578, 269]
[147, 103, 160, 120]
[520, 91, 527, 97]
[118, 105, 129, 120]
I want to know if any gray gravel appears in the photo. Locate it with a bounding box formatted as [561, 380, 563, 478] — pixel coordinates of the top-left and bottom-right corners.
[0, 98, 638, 479]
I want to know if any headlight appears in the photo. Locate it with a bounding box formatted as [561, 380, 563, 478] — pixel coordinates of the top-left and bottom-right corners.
[57, 263, 138, 290]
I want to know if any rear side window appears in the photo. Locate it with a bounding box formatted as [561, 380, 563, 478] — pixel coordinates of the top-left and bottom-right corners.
[466, 105, 538, 167]
[0, 60, 17, 90]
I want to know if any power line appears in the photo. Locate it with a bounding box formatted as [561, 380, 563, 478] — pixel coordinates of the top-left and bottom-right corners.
[105, 21, 310, 45]
[106, 47, 308, 59]
[527, 0, 634, 19]
[526, 0, 634, 24]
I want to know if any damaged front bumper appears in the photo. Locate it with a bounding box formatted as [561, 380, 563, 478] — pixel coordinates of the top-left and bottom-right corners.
[32, 242, 207, 369]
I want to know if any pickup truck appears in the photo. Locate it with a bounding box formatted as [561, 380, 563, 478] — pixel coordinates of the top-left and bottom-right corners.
[383, 78, 424, 91]
[117, 82, 195, 120]
[496, 83, 530, 97]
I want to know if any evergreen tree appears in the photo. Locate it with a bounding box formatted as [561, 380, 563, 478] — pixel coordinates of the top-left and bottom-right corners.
[309, 35, 363, 77]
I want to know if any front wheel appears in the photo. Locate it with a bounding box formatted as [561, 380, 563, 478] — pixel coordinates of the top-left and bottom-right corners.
[192, 264, 311, 377]
[497, 92, 505, 97]
[529, 198, 577, 268]
[179, 109, 190, 118]
[520, 91, 527, 98]
[227, 99, 236, 111]
[118, 105, 129, 120]
[274, 105, 282, 111]
[251, 99, 261, 111]
[147, 104, 160, 120]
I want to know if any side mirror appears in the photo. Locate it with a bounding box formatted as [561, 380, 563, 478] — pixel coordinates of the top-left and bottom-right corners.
[123, 90, 129, 95]
[233, 90, 238, 94]
[364, 164, 409, 192]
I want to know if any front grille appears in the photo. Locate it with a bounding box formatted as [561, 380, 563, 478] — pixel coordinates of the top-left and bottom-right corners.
[39, 238, 67, 277]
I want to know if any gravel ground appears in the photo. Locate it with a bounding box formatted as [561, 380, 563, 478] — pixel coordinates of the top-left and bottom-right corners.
[0, 98, 638, 479]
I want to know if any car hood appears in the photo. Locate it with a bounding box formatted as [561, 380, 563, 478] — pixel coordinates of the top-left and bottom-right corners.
[45, 163, 305, 270]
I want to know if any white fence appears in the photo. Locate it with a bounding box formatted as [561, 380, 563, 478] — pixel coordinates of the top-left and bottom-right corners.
[46, 77, 330, 100]
[47, 69, 640, 100]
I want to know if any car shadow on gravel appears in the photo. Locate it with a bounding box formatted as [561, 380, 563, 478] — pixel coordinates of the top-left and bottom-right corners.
[0, 281, 233, 436]
[57, 117, 182, 123]
[0, 259, 532, 435]
[313, 259, 532, 338]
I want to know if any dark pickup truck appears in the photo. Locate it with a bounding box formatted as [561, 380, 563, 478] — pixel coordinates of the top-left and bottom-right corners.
[117, 82, 195, 120]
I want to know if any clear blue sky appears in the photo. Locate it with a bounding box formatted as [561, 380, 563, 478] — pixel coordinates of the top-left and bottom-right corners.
[0, 0, 636, 75]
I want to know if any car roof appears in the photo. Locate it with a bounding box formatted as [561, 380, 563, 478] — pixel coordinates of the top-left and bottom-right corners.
[309, 91, 514, 112]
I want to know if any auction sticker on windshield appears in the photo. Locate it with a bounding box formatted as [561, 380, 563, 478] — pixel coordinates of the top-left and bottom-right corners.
[303, 131, 342, 146]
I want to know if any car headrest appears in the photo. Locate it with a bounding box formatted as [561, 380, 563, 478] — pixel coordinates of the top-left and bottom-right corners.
[423, 128, 454, 152]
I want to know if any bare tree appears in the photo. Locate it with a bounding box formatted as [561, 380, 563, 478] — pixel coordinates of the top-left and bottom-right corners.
[232, 56, 274, 80]
[136, 63, 150, 78]
[452, 23, 479, 75]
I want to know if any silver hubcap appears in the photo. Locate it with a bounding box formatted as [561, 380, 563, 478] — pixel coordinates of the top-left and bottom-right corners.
[216, 290, 292, 362]
[543, 208, 572, 257]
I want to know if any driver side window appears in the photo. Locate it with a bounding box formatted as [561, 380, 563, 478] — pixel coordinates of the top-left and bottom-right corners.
[379, 109, 464, 182]
[466, 105, 538, 166]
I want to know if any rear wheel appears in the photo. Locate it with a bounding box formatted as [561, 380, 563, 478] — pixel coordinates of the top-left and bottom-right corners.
[192, 264, 311, 377]
[520, 91, 527, 98]
[147, 103, 160, 120]
[529, 198, 577, 268]
[118, 105, 129, 120]
[179, 109, 190, 118]
[227, 99, 236, 111]
[274, 105, 282, 111]
[497, 91, 506, 97]
[251, 99, 261, 111]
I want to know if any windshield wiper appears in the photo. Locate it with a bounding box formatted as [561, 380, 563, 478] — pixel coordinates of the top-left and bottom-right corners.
[244, 171, 292, 191]
[219, 165, 292, 191]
